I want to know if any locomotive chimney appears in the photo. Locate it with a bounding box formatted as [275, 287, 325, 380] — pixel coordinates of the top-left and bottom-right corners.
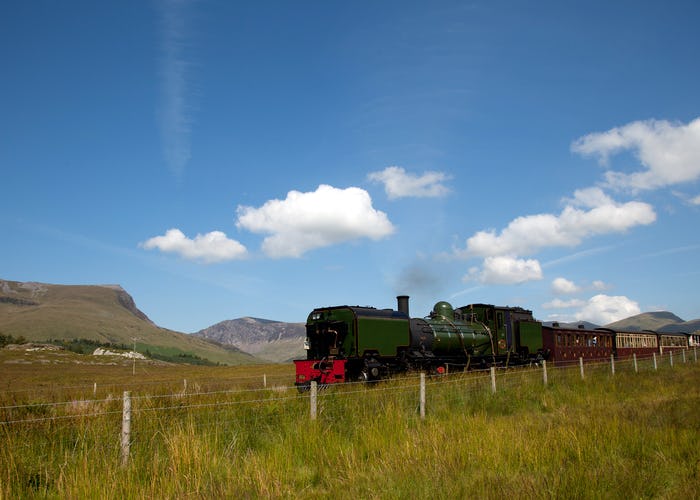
[397, 295, 410, 316]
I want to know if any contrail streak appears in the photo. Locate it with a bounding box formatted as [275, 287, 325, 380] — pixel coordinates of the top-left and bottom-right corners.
[157, 0, 195, 180]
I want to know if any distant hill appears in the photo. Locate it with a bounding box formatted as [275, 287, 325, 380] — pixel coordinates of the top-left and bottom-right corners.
[194, 317, 306, 363]
[657, 319, 700, 334]
[542, 311, 700, 334]
[604, 311, 690, 332]
[0, 279, 257, 366]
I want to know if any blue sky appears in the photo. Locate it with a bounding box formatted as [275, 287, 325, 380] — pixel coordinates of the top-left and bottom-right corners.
[2, 1, 699, 332]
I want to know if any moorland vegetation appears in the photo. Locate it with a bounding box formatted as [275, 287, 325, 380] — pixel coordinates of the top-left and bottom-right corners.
[1, 348, 698, 498]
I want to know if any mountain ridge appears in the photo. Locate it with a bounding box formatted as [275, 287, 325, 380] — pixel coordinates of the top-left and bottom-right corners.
[0, 279, 256, 366]
[604, 310, 698, 333]
[194, 317, 306, 363]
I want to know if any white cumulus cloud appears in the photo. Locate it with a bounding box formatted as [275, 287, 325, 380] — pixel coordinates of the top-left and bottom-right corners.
[140, 228, 247, 263]
[464, 256, 542, 285]
[542, 298, 586, 309]
[574, 294, 641, 325]
[551, 277, 580, 295]
[571, 117, 700, 191]
[368, 166, 450, 199]
[459, 187, 655, 258]
[591, 280, 609, 291]
[236, 184, 395, 258]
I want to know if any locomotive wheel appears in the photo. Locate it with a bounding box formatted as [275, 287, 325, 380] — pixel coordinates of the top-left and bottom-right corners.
[357, 370, 380, 385]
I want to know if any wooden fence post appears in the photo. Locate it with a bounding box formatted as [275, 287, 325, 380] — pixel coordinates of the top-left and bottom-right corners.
[420, 372, 426, 420]
[121, 391, 131, 467]
[633, 353, 638, 373]
[653, 353, 657, 371]
[682, 350, 686, 364]
[542, 360, 548, 386]
[490, 367, 496, 394]
[263, 374, 267, 388]
[610, 354, 615, 376]
[310, 381, 317, 421]
[579, 357, 585, 380]
[670, 351, 674, 368]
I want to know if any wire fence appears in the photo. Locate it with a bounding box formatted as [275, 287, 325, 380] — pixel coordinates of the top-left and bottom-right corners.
[1, 347, 698, 466]
[1, 348, 696, 422]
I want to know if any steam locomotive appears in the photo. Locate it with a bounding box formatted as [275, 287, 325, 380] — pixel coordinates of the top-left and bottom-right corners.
[294, 295, 697, 389]
[294, 295, 546, 388]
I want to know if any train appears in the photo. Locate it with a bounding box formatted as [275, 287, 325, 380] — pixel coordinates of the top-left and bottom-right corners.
[294, 295, 698, 388]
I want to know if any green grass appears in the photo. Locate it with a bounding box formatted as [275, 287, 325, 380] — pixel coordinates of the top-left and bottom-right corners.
[1, 352, 699, 498]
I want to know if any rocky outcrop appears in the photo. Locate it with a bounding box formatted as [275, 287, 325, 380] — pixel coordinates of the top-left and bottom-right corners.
[114, 287, 154, 324]
[194, 317, 306, 363]
[93, 347, 147, 359]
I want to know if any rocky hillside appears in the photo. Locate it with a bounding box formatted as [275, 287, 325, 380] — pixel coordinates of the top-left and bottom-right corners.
[194, 317, 306, 363]
[0, 279, 256, 366]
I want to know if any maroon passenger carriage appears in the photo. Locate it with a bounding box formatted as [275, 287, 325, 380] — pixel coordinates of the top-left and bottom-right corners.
[543, 323, 692, 365]
[656, 331, 692, 355]
[596, 328, 659, 360]
[542, 324, 614, 365]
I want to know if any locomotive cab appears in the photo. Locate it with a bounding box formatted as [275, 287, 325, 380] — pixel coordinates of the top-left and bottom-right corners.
[295, 303, 411, 388]
[304, 318, 349, 359]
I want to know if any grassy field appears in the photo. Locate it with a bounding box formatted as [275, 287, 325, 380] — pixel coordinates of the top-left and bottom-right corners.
[1, 350, 699, 498]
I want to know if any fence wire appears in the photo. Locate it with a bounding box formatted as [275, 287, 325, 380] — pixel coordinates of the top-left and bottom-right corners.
[1, 349, 697, 429]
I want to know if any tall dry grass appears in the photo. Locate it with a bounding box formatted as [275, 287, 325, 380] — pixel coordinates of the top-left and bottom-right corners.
[1, 354, 699, 498]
